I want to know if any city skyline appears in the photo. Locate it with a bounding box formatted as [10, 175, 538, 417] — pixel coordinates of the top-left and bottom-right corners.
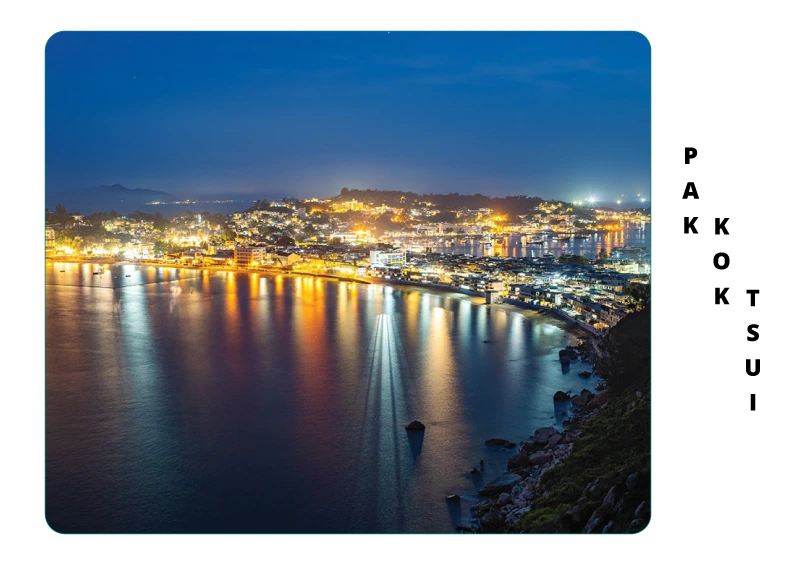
[46, 32, 650, 207]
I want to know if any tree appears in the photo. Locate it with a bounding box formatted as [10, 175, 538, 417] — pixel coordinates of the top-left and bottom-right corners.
[559, 254, 589, 265]
[595, 305, 650, 392]
[221, 228, 237, 241]
[153, 212, 170, 231]
[54, 231, 71, 245]
[70, 237, 84, 252]
[53, 204, 70, 224]
[624, 283, 650, 310]
[153, 240, 168, 254]
[260, 226, 281, 236]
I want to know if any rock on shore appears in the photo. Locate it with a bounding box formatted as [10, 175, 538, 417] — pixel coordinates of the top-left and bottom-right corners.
[469, 388, 629, 533]
[533, 426, 557, 445]
[478, 473, 522, 496]
[485, 438, 516, 448]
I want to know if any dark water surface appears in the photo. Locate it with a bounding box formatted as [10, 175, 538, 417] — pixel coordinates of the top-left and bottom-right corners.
[46, 264, 596, 533]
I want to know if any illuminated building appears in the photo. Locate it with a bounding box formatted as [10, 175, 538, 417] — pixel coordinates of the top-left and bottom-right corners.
[234, 245, 266, 267]
[369, 249, 405, 267]
[273, 251, 301, 267]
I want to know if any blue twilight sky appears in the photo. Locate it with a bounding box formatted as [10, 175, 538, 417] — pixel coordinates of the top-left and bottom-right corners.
[46, 31, 650, 204]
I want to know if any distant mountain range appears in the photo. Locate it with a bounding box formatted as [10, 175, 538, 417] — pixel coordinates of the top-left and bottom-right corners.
[94, 183, 174, 203]
[48, 184, 175, 214]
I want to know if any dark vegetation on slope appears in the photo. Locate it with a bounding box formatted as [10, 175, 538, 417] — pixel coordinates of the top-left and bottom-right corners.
[517, 305, 651, 533]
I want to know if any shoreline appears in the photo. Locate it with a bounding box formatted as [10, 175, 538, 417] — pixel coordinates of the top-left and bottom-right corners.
[463, 388, 605, 532]
[46, 257, 370, 285]
[47, 257, 598, 341]
[368, 277, 598, 341]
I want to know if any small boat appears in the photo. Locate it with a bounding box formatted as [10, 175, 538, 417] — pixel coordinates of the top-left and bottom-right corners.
[92, 272, 100, 275]
[59, 270, 65, 273]
[125, 275, 131, 277]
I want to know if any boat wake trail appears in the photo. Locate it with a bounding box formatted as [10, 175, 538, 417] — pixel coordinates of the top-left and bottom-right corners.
[351, 313, 413, 532]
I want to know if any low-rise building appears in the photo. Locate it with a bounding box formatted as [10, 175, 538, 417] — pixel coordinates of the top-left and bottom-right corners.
[273, 251, 300, 267]
[369, 248, 405, 267]
[234, 245, 266, 267]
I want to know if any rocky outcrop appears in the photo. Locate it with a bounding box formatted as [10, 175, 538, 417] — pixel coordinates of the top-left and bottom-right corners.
[527, 451, 553, 465]
[507, 451, 530, 471]
[553, 390, 570, 401]
[478, 473, 522, 496]
[404, 420, 425, 431]
[467, 383, 648, 534]
[533, 426, 557, 445]
[559, 348, 579, 360]
[485, 438, 516, 448]
[546, 433, 562, 449]
[520, 440, 538, 454]
[571, 389, 594, 408]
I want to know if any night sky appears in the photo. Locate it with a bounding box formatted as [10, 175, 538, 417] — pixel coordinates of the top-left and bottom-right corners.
[46, 32, 650, 204]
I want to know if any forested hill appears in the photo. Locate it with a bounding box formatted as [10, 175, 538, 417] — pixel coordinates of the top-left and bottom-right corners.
[333, 188, 553, 215]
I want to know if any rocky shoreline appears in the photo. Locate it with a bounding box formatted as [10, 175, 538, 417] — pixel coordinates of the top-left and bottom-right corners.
[462, 389, 600, 532]
[456, 340, 649, 533]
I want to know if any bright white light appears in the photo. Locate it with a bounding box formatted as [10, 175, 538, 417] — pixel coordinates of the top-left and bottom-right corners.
[616, 200, 622, 205]
[640, 198, 646, 203]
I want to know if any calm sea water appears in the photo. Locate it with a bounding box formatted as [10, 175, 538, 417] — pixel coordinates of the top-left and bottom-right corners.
[46, 264, 596, 533]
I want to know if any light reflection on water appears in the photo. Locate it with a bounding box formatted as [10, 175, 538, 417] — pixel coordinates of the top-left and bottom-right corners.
[46, 265, 598, 533]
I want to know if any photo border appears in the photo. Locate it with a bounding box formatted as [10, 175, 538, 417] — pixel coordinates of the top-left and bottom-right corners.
[32, 16, 664, 544]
